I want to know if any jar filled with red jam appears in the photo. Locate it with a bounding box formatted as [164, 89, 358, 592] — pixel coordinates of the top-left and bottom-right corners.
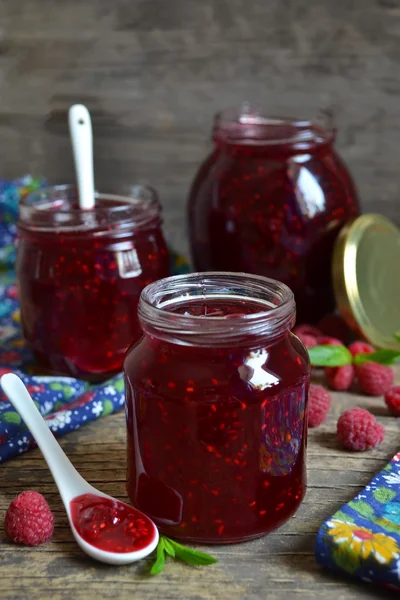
[188, 105, 360, 323]
[125, 272, 310, 544]
[17, 185, 170, 380]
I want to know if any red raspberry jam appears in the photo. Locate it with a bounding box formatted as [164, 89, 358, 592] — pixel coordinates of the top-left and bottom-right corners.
[70, 493, 156, 552]
[125, 273, 310, 544]
[188, 105, 360, 323]
[17, 185, 170, 380]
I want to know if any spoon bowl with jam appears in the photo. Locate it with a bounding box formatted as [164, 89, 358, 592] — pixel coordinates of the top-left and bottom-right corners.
[0, 373, 159, 565]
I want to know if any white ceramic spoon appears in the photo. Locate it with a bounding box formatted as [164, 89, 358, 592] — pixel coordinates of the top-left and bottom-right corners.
[68, 104, 96, 210]
[0, 373, 159, 565]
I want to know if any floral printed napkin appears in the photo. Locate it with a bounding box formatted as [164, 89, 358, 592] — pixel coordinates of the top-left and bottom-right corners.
[0, 176, 189, 463]
[315, 451, 400, 591]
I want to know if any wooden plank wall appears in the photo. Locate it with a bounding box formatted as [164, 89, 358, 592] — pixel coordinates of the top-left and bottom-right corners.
[1, 0, 399, 255]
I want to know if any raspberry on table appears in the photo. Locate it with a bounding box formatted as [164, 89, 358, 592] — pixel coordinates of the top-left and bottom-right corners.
[385, 386, 400, 416]
[293, 324, 322, 338]
[348, 340, 375, 357]
[317, 336, 343, 346]
[4, 491, 54, 546]
[337, 407, 385, 451]
[296, 332, 318, 348]
[308, 384, 332, 427]
[325, 364, 355, 391]
[357, 362, 394, 396]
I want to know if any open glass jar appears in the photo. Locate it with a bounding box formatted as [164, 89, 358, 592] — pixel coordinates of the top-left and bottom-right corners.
[188, 105, 360, 323]
[17, 185, 170, 380]
[124, 272, 310, 544]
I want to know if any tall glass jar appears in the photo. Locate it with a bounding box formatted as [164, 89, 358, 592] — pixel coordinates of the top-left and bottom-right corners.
[124, 272, 310, 544]
[188, 105, 360, 323]
[17, 185, 170, 380]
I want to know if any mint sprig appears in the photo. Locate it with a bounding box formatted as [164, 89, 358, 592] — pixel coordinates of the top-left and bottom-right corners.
[150, 535, 218, 575]
[150, 537, 167, 575]
[354, 349, 400, 366]
[308, 345, 352, 367]
[308, 336, 400, 368]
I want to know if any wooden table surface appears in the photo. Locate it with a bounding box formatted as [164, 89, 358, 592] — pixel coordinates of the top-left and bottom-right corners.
[1, 370, 400, 600]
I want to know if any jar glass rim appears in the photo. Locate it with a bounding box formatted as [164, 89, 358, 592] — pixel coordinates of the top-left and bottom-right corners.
[213, 103, 335, 148]
[138, 272, 296, 347]
[19, 184, 162, 232]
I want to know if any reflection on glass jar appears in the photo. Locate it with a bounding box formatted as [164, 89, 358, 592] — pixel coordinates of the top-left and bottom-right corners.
[17, 185, 170, 380]
[259, 387, 307, 477]
[188, 105, 360, 323]
[124, 272, 310, 544]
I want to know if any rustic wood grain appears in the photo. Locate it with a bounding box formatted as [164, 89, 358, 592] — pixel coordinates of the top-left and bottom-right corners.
[1, 0, 400, 257]
[0, 369, 399, 600]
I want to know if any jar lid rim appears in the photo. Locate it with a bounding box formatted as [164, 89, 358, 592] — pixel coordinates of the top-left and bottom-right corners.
[333, 214, 400, 350]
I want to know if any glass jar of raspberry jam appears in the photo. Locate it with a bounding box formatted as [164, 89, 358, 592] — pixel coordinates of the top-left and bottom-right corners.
[124, 272, 310, 544]
[188, 105, 360, 323]
[17, 184, 170, 380]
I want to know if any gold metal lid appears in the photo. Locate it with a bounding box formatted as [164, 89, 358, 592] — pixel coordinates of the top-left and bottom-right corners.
[333, 214, 400, 349]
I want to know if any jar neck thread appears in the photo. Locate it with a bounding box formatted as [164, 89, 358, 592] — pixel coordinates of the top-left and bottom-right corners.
[138, 273, 296, 347]
[212, 104, 335, 154]
[19, 185, 162, 234]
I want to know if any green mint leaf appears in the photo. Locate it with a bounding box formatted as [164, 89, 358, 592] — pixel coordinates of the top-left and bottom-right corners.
[162, 536, 176, 557]
[393, 333, 400, 344]
[354, 349, 400, 366]
[150, 536, 217, 574]
[166, 538, 218, 566]
[308, 345, 352, 367]
[150, 538, 166, 575]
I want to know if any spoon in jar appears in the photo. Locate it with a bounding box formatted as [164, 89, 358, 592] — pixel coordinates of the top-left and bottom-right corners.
[68, 104, 96, 210]
[0, 373, 159, 565]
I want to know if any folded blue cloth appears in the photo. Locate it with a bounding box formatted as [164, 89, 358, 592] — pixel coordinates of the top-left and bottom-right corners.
[0, 176, 188, 463]
[315, 451, 400, 592]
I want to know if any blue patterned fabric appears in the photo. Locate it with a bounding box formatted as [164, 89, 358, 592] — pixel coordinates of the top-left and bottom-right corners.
[315, 452, 400, 591]
[0, 176, 189, 463]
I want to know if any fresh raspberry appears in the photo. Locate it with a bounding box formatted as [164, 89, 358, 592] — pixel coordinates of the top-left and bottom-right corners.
[357, 362, 394, 396]
[296, 333, 318, 348]
[308, 384, 332, 427]
[318, 314, 351, 342]
[4, 491, 54, 546]
[385, 386, 400, 416]
[337, 407, 385, 451]
[348, 340, 375, 357]
[293, 324, 322, 338]
[317, 336, 343, 346]
[325, 364, 355, 391]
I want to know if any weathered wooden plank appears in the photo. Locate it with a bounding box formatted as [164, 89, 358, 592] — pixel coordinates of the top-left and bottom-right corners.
[1, 0, 400, 258]
[1, 369, 399, 599]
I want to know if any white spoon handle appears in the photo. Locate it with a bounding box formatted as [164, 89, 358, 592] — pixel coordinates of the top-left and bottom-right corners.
[1, 373, 87, 502]
[68, 104, 95, 210]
